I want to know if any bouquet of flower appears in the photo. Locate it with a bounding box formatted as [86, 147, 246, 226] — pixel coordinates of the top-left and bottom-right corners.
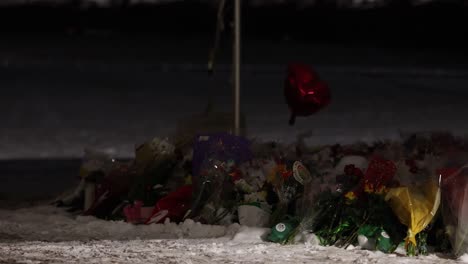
[267, 159, 303, 227]
[440, 164, 468, 257]
[296, 155, 408, 251]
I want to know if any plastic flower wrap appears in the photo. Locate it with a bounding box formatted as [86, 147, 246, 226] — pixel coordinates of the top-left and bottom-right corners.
[302, 154, 406, 249]
[128, 137, 177, 205]
[234, 159, 274, 225]
[440, 164, 468, 257]
[394, 155, 440, 187]
[268, 160, 303, 226]
[291, 159, 357, 244]
[295, 161, 322, 216]
[282, 161, 323, 243]
[56, 149, 116, 208]
[235, 162, 269, 211]
[189, 133, 252, 223]
[146, 185, 193, 224]
[385, 178, 441, 255]
[192, 133, 252, 178]
[84, 161, 134, 219]
[134, 137, 175, 175]
[239, 159, 267, 192]
[188, 159, 232, 223]
[123, 200, 153, 224]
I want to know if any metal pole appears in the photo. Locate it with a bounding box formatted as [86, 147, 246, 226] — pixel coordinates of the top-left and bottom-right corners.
[233, 0, 241, 136]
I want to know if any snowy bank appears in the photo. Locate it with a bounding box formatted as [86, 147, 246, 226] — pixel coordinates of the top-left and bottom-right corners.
[0, 205, 240, 242]
[0, 205, 461, 264]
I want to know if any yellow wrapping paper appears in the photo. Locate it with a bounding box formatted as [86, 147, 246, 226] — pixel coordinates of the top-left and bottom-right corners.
[385, 180, 440, 247]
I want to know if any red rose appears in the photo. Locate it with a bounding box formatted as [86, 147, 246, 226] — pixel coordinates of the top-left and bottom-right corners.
[364, 156, 396, 191]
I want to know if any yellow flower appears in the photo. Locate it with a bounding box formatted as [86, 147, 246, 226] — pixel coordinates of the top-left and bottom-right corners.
[364, 182, 374, 193]
[363, 180, 388, 195]
[345, 191, 357, 201]
[375, 185, 387, 195]
[184, 174, 192, 185]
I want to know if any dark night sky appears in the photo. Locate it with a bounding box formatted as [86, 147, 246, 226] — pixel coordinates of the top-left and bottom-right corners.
[1, 1, 468, 45]
[1, 1, 467, 68]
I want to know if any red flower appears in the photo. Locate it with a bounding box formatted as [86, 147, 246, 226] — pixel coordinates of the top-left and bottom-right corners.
[281, 170, 293, 180]
[229, 168, 242, 182]
[364, 156, 396, 191]
[344, 164, 364, 177]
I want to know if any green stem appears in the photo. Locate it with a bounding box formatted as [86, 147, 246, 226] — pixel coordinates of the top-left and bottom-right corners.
[344, 213, 369, 249]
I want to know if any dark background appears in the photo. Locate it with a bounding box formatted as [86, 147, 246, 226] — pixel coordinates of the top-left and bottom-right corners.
[2, 1, 468, 47]
[1, 1, 468, 71]
[1, 1, 468, 204]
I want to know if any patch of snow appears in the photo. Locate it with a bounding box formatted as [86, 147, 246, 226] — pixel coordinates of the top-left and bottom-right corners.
[231, 226, 270, 243]
[0, 205, 460, 263]
[0, 239, 457, 264]
[459, 254, 468, 262]
[0, 206, 239, 241]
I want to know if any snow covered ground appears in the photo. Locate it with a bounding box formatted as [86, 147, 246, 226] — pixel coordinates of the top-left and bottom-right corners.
[0, 205, 460, 263]
[0, 239, 457, 264]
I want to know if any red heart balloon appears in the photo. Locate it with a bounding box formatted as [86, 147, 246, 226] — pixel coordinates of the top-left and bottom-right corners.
[284, 63, 331, 125]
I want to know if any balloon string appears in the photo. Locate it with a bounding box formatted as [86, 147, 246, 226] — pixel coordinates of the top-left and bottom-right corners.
[208, 0, 227, 74]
